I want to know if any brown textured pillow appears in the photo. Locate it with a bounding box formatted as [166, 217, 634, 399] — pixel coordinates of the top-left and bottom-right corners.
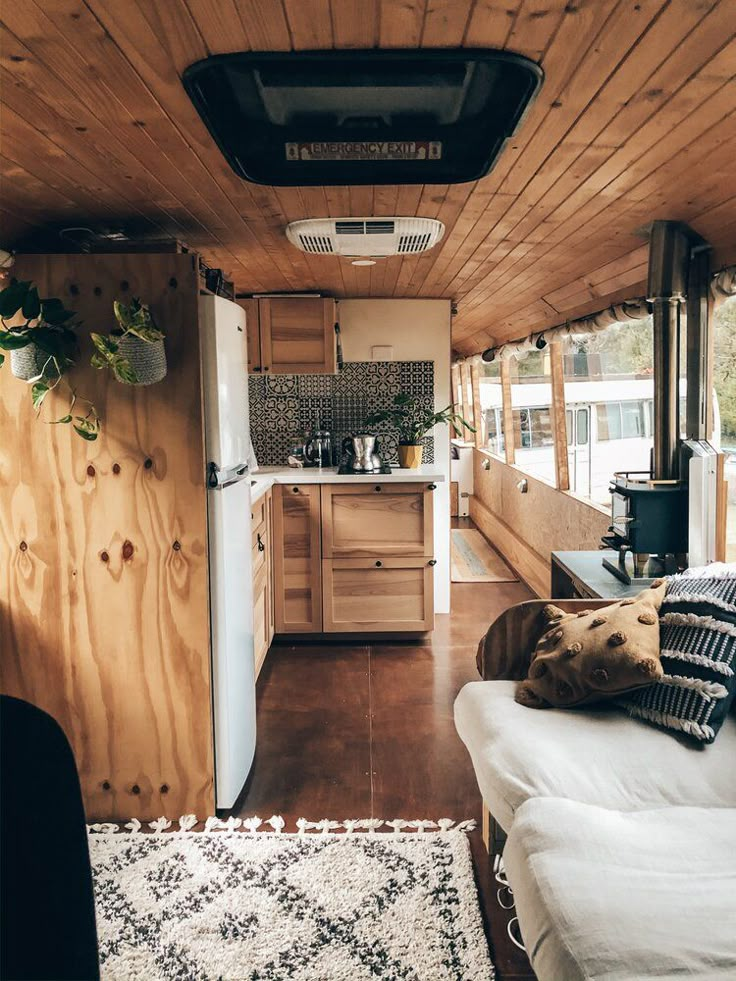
[516, 580, 667, 710]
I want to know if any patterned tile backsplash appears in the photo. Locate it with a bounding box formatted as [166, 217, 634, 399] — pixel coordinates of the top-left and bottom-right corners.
[249, 361, 435, 466]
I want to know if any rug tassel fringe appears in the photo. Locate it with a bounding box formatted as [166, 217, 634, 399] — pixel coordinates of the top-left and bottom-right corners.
[88, 816, 477, 835]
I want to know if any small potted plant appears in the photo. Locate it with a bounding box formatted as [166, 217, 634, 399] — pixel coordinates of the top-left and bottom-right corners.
[366, 393, 475, 468]
[0, 278, 99, 440]
[91, 297, 166, 385]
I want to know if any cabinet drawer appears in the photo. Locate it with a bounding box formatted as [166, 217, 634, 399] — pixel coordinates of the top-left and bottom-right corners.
[321, 484, 434, 557]
[251, 493, 268, 530]
[322, 557, 434, 633]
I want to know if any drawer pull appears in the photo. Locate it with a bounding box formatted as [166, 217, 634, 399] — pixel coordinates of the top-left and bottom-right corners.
[292, 487, 300, 494]
[428, 483, 437, 490]
[374, 485, 382, 493]
[375, 560, 383, 568]
[428, 559, 437, 567]
[257, 533, 265, 553]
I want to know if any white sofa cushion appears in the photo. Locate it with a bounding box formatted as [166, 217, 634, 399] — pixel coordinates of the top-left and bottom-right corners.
[503, 798, 736, 981]
[454, 680, 736, 830]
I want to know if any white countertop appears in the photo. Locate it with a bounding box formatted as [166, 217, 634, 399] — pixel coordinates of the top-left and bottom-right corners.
[249, 465, 445, 503]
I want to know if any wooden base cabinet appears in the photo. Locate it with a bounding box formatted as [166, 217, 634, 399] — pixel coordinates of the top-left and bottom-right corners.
[322, 558, 434, 632]
[271, 482, 436, 636]
[272, 484, 322, 632]
[252, 489, 274, 677]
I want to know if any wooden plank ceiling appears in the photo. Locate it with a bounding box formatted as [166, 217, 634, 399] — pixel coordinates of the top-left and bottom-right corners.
[1, 0, 735, 354]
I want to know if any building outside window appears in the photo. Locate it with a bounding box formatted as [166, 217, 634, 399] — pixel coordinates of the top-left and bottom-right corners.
[561, 317, 655, 506]
[477, 360, 505, 458]
[508, 350, 556, 485]
[714, 295, 736, 560]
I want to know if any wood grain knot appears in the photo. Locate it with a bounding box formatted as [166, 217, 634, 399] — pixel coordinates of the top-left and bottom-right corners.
[112, 463, 121, 474]
[131, 784, 140, 795]
[19, 541, 28, 552]
[160, 784, 169, 794]
[87, 465, 96, 477]
[122, 540, 134, 561]
[172, 540, 181, 551]
[100, 551, 109, 563]
[144, 458, 153, 469]
[102, 781, 111, 791]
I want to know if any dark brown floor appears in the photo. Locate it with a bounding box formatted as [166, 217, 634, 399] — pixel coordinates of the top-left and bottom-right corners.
[231, 524, 536, 980]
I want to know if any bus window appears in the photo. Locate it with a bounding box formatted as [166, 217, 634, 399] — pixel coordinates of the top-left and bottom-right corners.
[566, 409, 573, 446]
[596, 402, 622, 440]
[576, 408, 589, 445]
[621, 400, 646, 438]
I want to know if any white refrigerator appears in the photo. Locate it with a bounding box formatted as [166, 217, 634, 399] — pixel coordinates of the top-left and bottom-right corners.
[199, 293, 256, 809]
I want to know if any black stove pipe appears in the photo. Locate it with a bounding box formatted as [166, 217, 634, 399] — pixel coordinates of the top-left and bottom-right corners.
[647, 221, 690, 481]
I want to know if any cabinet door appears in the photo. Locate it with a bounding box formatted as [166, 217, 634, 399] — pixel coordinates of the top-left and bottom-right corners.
[253, 562, 270, 678]
[258, 297, 336, 374]
[323, 558, 434, 632]
[236, 298, 261, 373]
[321, 484, 434, 558]
[266, 489, 275, 645]
[272, 484, 322, 632]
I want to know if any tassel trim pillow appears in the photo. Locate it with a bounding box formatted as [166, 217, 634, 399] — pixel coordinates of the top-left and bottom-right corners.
[618, 565, 736, 744]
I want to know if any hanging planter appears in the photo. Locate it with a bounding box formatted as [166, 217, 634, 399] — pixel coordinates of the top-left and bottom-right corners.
[91, 297, 167, 386]
[10, 342, 56, 382]
[0, 279, 100, 441]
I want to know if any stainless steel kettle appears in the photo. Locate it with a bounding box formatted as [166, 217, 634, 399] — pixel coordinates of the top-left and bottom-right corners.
[342, 434, 384, 472]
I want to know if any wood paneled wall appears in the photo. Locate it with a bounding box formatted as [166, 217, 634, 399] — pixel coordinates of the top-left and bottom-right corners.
[0, 253, 214, 821]
[470, 449, 609, 596]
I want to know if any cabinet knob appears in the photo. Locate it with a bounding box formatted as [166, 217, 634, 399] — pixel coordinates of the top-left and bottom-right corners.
[375, 560, 383, 567]
[374, 485, 382, 493]
[292, 487, 300, 494]
[257, 533, 265, 553]
[253, 366, 262, 372]
[428, 559, 437, 566]
[428, 483, 437, 490]
[263, 366, 270, 372]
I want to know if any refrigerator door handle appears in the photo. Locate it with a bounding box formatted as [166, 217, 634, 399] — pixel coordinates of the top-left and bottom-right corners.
[208, 461, 249, 490]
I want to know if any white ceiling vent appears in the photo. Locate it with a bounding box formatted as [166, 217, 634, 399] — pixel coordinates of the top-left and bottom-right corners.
[286, 218, 445, 258]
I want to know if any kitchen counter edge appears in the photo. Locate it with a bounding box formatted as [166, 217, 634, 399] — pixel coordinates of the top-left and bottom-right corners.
[250, 466, 446, 504]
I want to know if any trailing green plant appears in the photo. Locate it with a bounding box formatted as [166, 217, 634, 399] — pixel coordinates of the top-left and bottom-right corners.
[91, 297, 165, 385]
[365, 393, 476, 445]
[0, 278, 100, 440]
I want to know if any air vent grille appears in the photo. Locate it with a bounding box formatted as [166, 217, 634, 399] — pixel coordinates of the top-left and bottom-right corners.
[398, 233, 433, 254]
[286, 217, 444, 258]
[298, 234, 334, 254]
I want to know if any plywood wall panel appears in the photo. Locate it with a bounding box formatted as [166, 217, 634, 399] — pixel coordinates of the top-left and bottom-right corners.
[470, 450, 610, 593]
[0, 253, 214, 821]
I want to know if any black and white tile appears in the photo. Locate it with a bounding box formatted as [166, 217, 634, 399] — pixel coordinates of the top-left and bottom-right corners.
[249, 361, 435, 466]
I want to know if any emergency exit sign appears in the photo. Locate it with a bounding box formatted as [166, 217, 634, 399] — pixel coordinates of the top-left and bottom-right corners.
[285, 141, 442, 162]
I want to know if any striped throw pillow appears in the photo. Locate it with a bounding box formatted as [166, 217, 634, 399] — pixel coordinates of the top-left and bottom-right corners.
[619, 567, 736, 744]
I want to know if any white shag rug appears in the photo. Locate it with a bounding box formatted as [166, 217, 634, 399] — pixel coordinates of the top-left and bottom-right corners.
[89, 816, 494, 981]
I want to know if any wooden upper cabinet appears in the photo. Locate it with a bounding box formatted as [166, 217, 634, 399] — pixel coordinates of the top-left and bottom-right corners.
[258, 297, 336, 374]
[321, 484, 435, 558]
[272, 484, 322, 633]
[235, 297, 261, 374]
